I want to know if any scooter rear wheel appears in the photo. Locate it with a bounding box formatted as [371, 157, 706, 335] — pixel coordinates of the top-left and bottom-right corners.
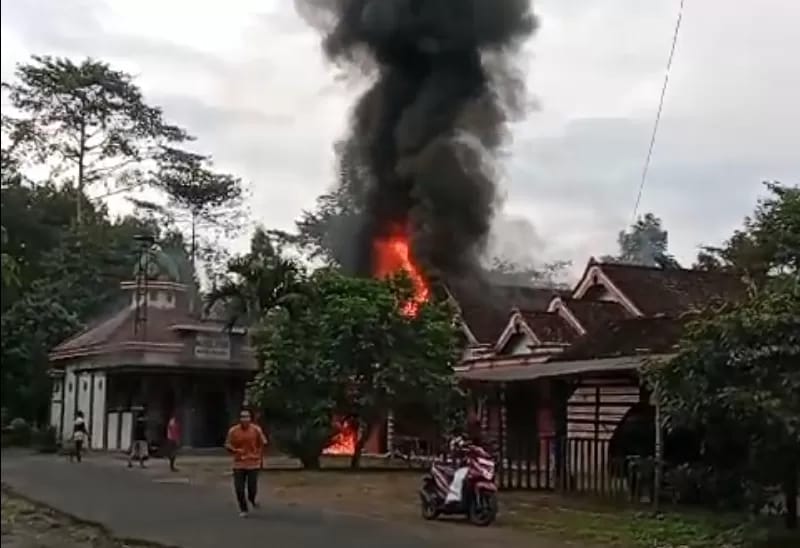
[420, 494, 440, 520]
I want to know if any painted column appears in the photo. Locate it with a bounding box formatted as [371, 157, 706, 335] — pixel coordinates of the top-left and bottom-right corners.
[385, 410, 395, 454]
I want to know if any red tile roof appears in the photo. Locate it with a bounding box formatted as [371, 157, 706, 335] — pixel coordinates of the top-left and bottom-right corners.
[560, 298, 631, 333]
[552, 316, 688, 362]
[447, 280, 567, 343]
[597, 263, 747, 316]
[52, 305, 188, 355]
[518, 310, 578, 344]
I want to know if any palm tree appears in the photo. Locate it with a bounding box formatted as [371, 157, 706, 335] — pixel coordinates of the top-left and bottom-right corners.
[206, 228, 308, 326]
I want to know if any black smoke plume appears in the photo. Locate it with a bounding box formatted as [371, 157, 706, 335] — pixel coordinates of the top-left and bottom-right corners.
[297, 0, 538, 280]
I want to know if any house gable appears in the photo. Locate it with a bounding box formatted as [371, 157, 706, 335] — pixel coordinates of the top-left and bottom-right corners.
[571, 259, 644, 317]
[495, 310, 541, 355]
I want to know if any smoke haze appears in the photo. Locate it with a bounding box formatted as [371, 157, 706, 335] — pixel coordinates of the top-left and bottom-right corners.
[297, 0, 538, 280]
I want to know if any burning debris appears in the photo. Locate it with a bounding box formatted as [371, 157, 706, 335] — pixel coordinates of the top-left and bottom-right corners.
[297, 0, 538, 283]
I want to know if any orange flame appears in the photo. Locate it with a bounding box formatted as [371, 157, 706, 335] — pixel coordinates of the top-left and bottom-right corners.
[324, 418, 357, 455]
[372, 226, 430, 316]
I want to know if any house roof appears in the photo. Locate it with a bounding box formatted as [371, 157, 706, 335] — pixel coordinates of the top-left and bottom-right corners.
[447, 280, 568, 343]
[518, 310, 578, 344]
[457, 355, 660, 382]
[596, 263, 747, 316]
[561, 298, 631, 333]
[51, 305, 187, 358]
[552, 316, 688, 362]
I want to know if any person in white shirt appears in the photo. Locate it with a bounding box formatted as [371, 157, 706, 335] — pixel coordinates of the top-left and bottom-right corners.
[71, 411, 88, 462]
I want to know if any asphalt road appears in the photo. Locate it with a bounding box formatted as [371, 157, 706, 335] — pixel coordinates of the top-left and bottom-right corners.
[1, 451, 442, 548]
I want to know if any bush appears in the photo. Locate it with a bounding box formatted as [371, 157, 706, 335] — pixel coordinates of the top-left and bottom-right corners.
[270, 423, 334, 469]
[664, 463, 768, 511]
[0, 417, 32, 447]
[32, 425, 58, 453]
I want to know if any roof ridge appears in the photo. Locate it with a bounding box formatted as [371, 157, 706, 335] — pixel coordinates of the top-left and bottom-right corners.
[597, 261, 740, 276]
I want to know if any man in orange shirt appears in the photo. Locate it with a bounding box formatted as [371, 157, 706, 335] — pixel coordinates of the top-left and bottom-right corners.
[224, 408, 267, 517]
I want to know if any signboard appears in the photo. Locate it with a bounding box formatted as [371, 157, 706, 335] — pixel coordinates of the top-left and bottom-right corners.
[195, 333, 231, 360]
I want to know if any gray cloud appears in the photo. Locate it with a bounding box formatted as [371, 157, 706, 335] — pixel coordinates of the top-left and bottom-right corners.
[2, 0, 798, 279]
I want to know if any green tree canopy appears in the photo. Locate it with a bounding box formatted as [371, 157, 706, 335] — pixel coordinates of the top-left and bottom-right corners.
[647, 181, 800, 528]
[150, 146, 245, 266]
[248, 267, 464, 469]
[604, 212, 680, 268]
[2, 55, 190, 223]
[646, 277, 800, 528]
[695, 181, 799, 282]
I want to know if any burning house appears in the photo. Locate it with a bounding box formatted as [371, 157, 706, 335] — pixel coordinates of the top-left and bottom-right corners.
[454, 259, 747, 492]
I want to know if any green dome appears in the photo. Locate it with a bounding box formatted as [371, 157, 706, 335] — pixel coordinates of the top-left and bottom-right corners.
[134, 245, 182, 282]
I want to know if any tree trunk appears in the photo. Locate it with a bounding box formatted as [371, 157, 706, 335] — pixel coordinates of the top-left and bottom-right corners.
[350, 421, 375, 469]
[785, 459, 798, 530]
[76, 121, 87, 225]
[190, 213, 197, 269]
[300, 454, 321, 470]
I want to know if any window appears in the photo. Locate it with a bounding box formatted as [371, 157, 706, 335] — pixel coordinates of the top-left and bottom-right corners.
[98, 380, 103, 390]
[68, 382, 73, 393]
[83, 381, 88, 391]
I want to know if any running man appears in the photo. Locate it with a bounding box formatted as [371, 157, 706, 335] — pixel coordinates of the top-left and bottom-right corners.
[224, 408, 267, 517]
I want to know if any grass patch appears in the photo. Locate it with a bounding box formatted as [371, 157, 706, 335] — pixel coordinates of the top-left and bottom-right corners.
[502, 493, 797, 548]
[163, 458, 799, 548]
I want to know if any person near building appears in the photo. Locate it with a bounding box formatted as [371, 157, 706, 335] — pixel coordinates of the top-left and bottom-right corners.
[71, 411, 88, 463]
[165, 413, 181, 471]
[128, 412, 148, 468]
[224, 408, 267, 517]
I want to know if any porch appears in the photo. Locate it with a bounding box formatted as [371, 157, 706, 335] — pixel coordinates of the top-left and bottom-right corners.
[462, 356, 661, 499]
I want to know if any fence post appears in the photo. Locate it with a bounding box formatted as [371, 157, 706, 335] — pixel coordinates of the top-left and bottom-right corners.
[653, 388, 663, 513]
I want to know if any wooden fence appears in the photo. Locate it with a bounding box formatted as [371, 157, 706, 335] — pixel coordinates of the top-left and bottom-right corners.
[498, 436, 656, 501]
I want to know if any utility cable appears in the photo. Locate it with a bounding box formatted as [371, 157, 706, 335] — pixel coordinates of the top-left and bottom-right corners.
[630, 0, 685, 224]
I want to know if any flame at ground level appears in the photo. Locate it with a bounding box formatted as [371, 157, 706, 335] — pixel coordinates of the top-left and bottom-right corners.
[372, 227, 430, 316]
[323, 419, 357, 455]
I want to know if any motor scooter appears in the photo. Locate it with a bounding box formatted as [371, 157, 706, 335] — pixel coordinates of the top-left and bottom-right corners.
[419, 437, 498, 526]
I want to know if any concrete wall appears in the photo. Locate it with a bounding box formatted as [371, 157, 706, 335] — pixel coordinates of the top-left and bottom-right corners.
[61, 367, 77, 439]
[49, 378, 64, 436]
[51, 364, 108, 448]
[91, 373, 106, 449]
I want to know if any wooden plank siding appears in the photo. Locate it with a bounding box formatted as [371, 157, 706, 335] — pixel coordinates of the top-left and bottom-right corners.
[567, 377, 641, 441]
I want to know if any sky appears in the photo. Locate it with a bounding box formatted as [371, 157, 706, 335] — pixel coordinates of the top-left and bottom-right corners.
[1, 0, 798, 280]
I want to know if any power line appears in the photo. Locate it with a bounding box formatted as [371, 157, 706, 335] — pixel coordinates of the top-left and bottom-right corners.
[630, 0, 686, 225]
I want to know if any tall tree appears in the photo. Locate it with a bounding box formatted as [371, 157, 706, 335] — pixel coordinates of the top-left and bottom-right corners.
[647, 182, 800, 528]
[645, 277, 800, 528]
[604, 212, 680, 268]
[2, 55, 190, 223]
[206, 228, 306, 326]
[248, 268, 464, 469]
[151, 146, 245, 267]
[487, 257, 571, 288]
[695, 181, 799, 283]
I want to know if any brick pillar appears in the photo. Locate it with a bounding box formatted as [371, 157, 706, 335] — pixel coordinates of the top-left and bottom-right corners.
[498, 383, 507, 463]
[386, 411, 394, 454]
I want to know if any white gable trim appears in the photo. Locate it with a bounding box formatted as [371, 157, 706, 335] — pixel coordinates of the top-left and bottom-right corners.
[572, 265, 644, 317]
[494, 310, 541, 353]
[547, 297, 587, 335]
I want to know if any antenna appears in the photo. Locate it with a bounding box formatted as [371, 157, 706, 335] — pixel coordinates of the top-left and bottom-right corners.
[133, 234, 156, 338]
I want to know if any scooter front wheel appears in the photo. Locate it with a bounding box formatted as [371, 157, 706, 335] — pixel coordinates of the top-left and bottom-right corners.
[468, 491, 497, 526]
